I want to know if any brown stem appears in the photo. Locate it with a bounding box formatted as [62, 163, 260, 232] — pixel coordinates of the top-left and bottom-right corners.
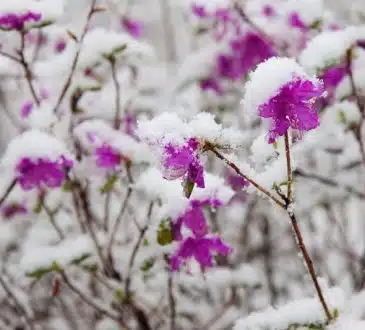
[41, 200, 65, 240]
[19, 32, 40, 106]
[59, 271, 127, 326]
[52, 0, 97, 114]
[288, 212, 333, 321]
[208, 146, 286, 209]
[0, 179, 17, 208]
[167, 270, 176, 330]
[110, 57, 122, 129]
[284, 132, 293, 201]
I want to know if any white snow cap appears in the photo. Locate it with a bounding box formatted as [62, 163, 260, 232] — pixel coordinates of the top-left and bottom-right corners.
[137, 112, 243, 147]
[1, 130, 71, 169]
[242, 57, 315, 114]
[299, 27, 364, 73]
[0, 0, 65, 21]
[234, 287, 345, 330]
[74, 119, 149, 164]
[283, 0, 324, 25]
[78, 28, 154, 69]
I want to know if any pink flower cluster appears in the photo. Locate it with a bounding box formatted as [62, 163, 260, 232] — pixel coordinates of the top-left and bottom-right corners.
[0, 11, 41, 30]
[170, 199, 231, 271]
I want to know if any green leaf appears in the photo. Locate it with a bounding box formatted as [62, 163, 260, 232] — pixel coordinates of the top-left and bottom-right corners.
[183, 180, 195, 199]
[157, 218, 173, 246]
[114, 289, 125, 302]
[62, 180, 74, 192]
[33, 199, 43, 214]
[140, 258, 155, 272]
[338, 110, 347, 124]
[26, 267, 54, 280]
[142, 238, 149, 246]
[70, 253, 91, 265]
[310, 19, 322, 30]
[99, 175, 118, 194]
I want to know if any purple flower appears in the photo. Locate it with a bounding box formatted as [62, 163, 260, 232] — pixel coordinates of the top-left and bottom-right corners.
[216, 32, 275, 81]
[21, 101, 33, 118]
[0, 11, 41, 30]
[16, 156, 73, 191]
[55, 38, 67, 53]
[123, 111, 136, 136]
[226, 170, 249, 191]
[192, 4, 207, 18]
[2, 203, 27, 219]
[170, 235, 231, 271]
[289, 12, 308, 31]
[95, 144, 123, 169]
[163, 138, 204, 188]
[258, 77, 324, 143]
[262, 5, 275, 17]
[320, 65, 347, 90]
[199, 77, 223, 94]
[121, 17, 143, 38]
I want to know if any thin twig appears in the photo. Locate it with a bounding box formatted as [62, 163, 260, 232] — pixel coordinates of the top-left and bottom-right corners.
[287, 212, 332, 321]
[294, 168, 365, 199]
[41, 200, 65, 240]
[59, 271, 126, 325]
[52, 0, 97, 114]
[167, 270, 176, 330]
[110, 57, 122, 129]
[18, 32, 40, 106]
[208, 146, 286, 209]
[0, 179, 17, 208]
[124, 202, 153, 296]
[284, 132, 293, 201]
[0, 275, 34, 330]
[106, 186, 132, 257]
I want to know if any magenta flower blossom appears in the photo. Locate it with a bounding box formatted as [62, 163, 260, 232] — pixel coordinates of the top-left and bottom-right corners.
[199, 78, 223, 94]
[170, 235, 231, 271]
[216, 32, 275, 81]
[21, 101, 33, 118]
[123, 111, 136, 136]
[226, 170, 249, 191]
[192, 4, 207, 18]
[163, 138, 204, 188]
[95, 144, 123, 169]
[2, 203, 27, 219]
[121, 17, 143, 38]
[16, 156, 73, 191]
[258, 77, 324, 143]
[0, 11, 41, 30]
[320, 65, 347, 90]
[289, 12, 308, 31]
[55, 38, 67, 53]
[262, 5, 275, 17]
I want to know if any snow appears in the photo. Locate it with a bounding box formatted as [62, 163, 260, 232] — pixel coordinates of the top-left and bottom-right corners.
[242, 57, 313, 115]
[299, 27, 363, 73]
[1, 130, 72, 169]
[0, 0, 65, 21]
[74, 119, 152, 164]
[233, 287, 345, 330]
[20, 234, 94, 273]
[137, 112, 243, 147]
[78, 28, 154, 69]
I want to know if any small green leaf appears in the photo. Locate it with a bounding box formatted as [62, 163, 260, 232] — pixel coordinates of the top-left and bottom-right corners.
[142, 238, 149, 246]
[26, 267, 54, 280]
[99, 175, 118, 194]
[183, 180, 195, 199]
[70, 253, 91, 265]
[114, 289, 125, 302]
[140, 258, 155, 272]
[51, 261, 62, 272]
[338, 110, 346, 124]
[310, 19, 322, 30]
[62, 180, 74, 192]
[157, 218, 173, 246]
[33, 199, 43, 214]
